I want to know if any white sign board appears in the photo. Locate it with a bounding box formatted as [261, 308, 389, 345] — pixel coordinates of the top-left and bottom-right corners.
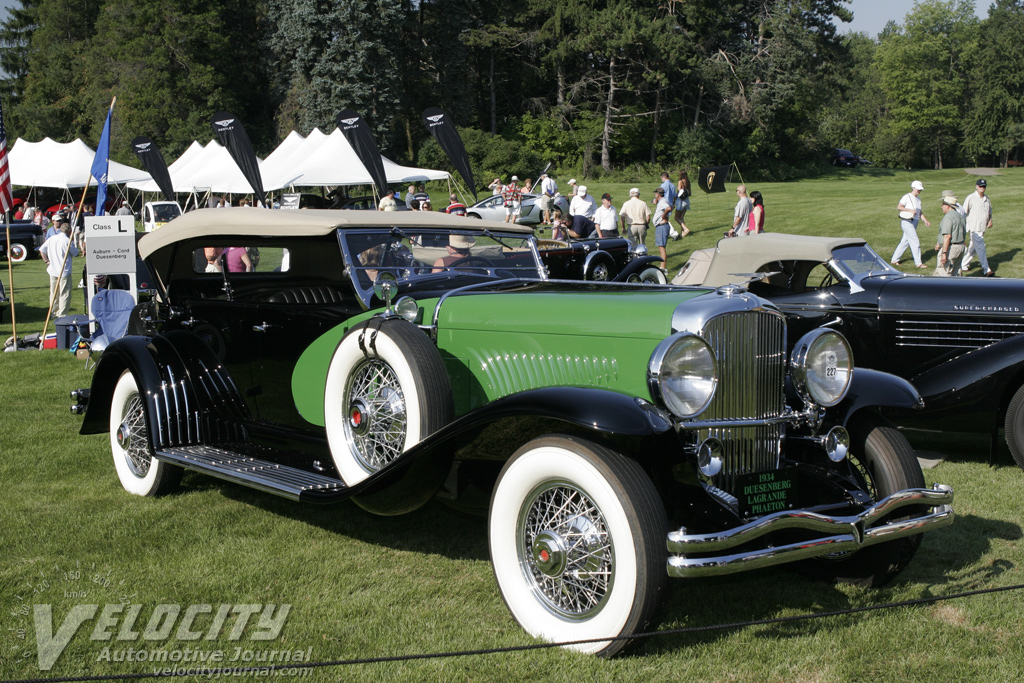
[85, 216, 136, 274]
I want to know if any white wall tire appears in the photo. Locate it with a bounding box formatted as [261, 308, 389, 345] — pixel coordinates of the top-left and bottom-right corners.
[8, 242, 28, 263]
[109, 371, 180, 496]
[325, 319, 452, 485]
[488, 435, 668, 657]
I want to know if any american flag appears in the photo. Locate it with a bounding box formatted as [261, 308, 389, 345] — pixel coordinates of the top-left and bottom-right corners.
[0, 98, 12, 214]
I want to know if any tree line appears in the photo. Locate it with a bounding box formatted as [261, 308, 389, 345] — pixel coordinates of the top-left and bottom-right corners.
[0, 0, 1021, 187]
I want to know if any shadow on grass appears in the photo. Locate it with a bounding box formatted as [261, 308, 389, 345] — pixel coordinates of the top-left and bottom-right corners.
[986, 247, 1021, 274]
[640, 510, 1019, 655]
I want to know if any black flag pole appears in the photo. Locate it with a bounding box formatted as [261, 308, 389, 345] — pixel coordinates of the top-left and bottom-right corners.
[421, 107, 476, 201]
[335, 110, 388, 199]
[132, 136, 176, 203]
[211, 112, 266, 208]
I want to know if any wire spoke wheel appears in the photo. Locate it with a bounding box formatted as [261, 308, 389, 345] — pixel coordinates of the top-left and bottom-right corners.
[519, 481, 613, 619]
[118, 394, 152, 478]
[344, 358, 408, 472]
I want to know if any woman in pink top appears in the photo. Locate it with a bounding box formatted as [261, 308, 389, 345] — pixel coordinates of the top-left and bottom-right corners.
[224, 246, 253, 272]
[748, 191, 765, 234]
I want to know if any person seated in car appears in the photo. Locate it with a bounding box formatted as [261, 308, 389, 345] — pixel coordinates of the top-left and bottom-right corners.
[433, 235, 476, 272]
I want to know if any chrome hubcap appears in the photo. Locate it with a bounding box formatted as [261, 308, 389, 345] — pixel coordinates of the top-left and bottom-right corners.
[518, 482, 613, 619]
[344, 359, 407, 473]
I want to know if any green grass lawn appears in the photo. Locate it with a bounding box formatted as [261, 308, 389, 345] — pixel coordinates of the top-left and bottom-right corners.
[3, 169, 1024, 681]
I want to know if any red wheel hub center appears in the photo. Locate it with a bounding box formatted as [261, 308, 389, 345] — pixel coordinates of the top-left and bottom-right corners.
[350, 406, 362, 427]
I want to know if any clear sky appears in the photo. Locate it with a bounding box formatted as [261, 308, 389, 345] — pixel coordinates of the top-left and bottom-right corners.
[838, 0, 985, 37]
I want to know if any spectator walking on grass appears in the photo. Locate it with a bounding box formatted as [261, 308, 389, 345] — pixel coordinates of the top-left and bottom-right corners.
[673, 170, 691, 238]
[748, 191, 765, 233]
[725, 185, 751, 237]
[936, 194, 966, 277]
[891, 180, 930, 269]
[960, 178, 994, 276]
[538, 173, 557, 225]
[652, 187, 672, 267]
[39, 219, 79, 318]
[619, 188, 651, 246]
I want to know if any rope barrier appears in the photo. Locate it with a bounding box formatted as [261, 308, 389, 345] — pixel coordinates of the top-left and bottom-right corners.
[4, 582, 1022, 683]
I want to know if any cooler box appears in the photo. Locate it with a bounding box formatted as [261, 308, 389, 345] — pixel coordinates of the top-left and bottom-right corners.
[56, 314, 90, 350]
[42, 333, 57, 349]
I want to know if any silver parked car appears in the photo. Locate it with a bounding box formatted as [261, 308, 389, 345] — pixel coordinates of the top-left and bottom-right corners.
[466, 192, 570, 225]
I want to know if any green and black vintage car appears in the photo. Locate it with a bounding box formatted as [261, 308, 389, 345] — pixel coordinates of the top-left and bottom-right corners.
[76, 208, 953, 656]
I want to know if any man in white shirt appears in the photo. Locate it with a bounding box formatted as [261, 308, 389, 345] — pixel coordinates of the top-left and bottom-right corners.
[39, 219, 80, 318]
[593, 193, 618, 238]
[569, 185, 596, 219]
[538, 173, 558, 225]
[960, 178, 994, 276]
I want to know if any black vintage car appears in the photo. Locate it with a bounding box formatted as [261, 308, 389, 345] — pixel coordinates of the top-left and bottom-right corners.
[537, 236, 666, 283]
[0, 219, 44, 262]
[675, 233, 1024, 467]
[73, 211, 953, 656]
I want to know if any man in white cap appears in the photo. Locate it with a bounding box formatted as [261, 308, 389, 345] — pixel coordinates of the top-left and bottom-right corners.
[567, 178, 578, 196]
[960, 178, 994, 276]
[619, 187, 651, 246]
[502, 175, 522, 223]
[115, 201, 133, 216]
[892, 180, 930, 268]
[569, 184, 596, 220]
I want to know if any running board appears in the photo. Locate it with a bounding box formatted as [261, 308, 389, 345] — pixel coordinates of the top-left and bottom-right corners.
[155, 445, 348, 502]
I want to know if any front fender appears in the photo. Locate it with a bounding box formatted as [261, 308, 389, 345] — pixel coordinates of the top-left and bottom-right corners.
[80, 335, 164, 436]
[832, 368, 922, 426]
[614, 255, 663, 282]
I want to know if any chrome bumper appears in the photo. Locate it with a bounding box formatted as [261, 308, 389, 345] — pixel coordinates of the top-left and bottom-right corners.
[667, 484, 954, 578]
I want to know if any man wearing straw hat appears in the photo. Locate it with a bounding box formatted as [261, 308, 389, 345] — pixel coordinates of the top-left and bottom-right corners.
[39, 218, 79, 317]
[935, 193, 966, 277]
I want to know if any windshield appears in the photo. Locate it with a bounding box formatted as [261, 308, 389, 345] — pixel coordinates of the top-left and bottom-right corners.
[829, 244, 898, 286]
[152, 203, 182, 223]
[340, 229, 544, 304]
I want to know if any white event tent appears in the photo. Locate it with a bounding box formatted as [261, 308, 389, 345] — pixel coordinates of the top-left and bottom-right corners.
[9, 137, 152, 188]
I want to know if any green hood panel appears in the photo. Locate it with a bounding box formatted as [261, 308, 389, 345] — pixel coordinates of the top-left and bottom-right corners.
[291, 286, 708, 426]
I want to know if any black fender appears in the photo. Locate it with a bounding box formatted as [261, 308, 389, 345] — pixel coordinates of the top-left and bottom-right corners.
[351, 387, 675, 511]
[614, 255, 663, 282]
[582, 250, 617, 281]
[831, 368, 922, 427]
[905, 335, 1024, 432]
[80, 331, 249, 449]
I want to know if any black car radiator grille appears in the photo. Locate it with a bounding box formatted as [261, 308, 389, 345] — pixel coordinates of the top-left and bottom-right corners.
[699, 310, 787, 494]
[895, 319, 1024, 349]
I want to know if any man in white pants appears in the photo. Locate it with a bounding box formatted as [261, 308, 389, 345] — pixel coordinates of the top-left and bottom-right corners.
[960, 178, 994, 277]
[891, 180, 931, 268]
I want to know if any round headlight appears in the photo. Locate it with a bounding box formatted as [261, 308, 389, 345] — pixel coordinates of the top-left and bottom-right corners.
[648, 333, 717, 418]
[394, 296, 419, 323]
[790, 329, 853, 407]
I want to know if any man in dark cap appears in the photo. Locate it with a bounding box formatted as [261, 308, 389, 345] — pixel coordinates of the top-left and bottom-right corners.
[960, 178, 994, 276]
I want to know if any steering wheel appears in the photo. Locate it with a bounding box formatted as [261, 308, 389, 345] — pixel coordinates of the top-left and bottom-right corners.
[817, 270, 837, 288]
[448, 255, 497, 271]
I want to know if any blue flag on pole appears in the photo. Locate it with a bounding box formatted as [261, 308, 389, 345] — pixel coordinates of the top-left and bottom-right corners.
[90, 100, 115, 216]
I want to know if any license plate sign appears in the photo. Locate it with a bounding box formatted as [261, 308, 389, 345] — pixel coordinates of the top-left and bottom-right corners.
[737, 469, 799, 517]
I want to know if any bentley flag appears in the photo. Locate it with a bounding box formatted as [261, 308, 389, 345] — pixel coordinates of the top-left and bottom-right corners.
[335, 110, 388, 196]
[421, 107, 476, 200]
[211, 111, 266, 207]
[90, 98, 115, 216]
[697, 165, 730, 194]
[131, 136, 175, 203]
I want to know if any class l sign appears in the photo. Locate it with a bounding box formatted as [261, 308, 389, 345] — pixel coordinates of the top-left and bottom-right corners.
[85, 216, 136, 275]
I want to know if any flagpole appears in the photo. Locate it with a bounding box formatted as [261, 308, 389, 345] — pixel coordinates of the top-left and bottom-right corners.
[4, 210, 17, 345]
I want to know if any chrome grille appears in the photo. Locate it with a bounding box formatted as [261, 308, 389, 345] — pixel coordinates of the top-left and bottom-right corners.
[895, 318, 1024, 349]
[699, 310, 787, 493]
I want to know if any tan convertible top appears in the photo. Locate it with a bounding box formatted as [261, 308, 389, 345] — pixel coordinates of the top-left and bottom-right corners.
[687, 233, 867, 287]
[138, 207, 533, 259]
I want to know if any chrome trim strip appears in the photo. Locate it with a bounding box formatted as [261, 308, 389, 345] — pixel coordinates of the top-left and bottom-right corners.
[431, 278, 521, 328]
[665, 484, 954, 578]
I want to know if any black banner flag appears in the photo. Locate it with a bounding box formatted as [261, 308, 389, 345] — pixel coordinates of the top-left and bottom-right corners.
[697, 165, 730, 194]
[421, 107, 476, 200]
[131, 136, 176, 203]
[335, 110, 388, 196]
[211, 112, 266, 207]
